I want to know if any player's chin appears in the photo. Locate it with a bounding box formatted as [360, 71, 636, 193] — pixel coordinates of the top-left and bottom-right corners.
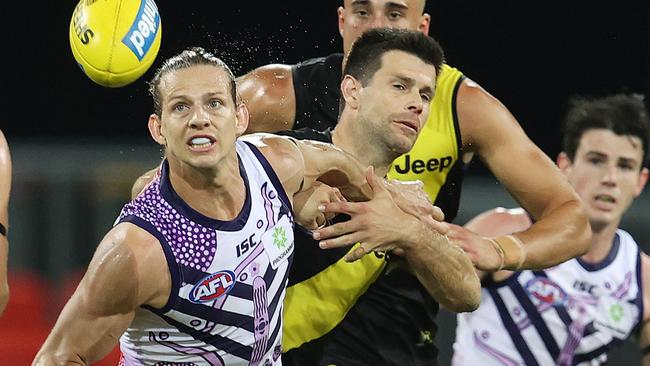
[389, 138, 416, 156]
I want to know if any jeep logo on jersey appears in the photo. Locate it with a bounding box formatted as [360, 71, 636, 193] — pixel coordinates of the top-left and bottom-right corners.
[525, 277, 568, 305]
[189, 270, 236, 303]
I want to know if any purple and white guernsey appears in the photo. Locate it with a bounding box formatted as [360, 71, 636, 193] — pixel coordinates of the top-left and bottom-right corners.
[116, 141, 294, 366]
[453, 229, 644, 366]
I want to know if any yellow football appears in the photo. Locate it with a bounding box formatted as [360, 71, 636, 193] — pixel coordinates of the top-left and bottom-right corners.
[69, 0, 162, 88]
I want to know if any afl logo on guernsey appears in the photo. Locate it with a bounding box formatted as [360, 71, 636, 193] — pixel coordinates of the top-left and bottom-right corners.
[525, 277, 568, 305]
[121, 0, 160, 61]
[189, 270, 236, 304]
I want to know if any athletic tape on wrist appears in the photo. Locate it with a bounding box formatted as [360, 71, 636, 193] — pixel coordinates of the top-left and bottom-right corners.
[494, 235, 526, 270]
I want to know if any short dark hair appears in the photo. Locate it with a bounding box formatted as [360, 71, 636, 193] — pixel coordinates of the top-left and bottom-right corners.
[344, 27, 444, 87]
[562, 93, 650, 168]
[148, 47, 237, 117]
[340, 28, 444, 113]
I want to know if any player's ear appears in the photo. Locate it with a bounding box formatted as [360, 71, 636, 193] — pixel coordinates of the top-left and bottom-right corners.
[235, 103, 249, 136]
[418, 13, 431, 34]
[337, 6, 345, 38]
[635, 167, 649, 196]
[341, 75, 361, 110]
[148, 114, 166, 146]
[556, 152, 573, 174]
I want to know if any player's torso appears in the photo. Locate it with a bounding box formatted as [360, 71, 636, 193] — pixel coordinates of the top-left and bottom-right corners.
[454, 230, 643, 366]
[117, 141, 294, 366]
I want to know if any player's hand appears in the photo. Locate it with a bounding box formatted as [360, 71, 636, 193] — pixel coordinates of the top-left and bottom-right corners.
[446, 223, 503, 271]
[382, 176, 448, 235]
[293, 181, 345, 230]
[314, 167, 421, 262]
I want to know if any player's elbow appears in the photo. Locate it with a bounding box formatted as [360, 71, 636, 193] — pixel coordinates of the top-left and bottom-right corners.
[575, 203, 591, 256]
[440, 275, 481, 313]
[562, 198, 591, 258]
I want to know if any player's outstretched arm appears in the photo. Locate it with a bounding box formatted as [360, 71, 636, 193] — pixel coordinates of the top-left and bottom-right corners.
[32, 224, 170, 366]
[237, 65, 297, 134]
[452, 79, 590, 271]
[315, 169, 480, 312]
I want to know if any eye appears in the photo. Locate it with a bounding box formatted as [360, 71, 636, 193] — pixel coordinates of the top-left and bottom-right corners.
[421, 93, 432, 102]
[393, 83, 406, 91]
[208, 99, 223, 109]
[355, 9, 369, 18]
[618, 162, 635, 171]
[173, 103, 188, 113]
[587, 157, 604, 165]
[388, 11, 403, 20]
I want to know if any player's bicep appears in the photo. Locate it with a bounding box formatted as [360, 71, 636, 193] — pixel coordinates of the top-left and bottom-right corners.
[35, 225, 155, 363]
[458, 81, 575, 219]
[238, 65, 296, 134]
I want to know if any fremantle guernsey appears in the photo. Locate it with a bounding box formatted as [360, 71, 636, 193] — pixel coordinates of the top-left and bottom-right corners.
[116, 140, 294, 366]
[453, 229, 644, 366]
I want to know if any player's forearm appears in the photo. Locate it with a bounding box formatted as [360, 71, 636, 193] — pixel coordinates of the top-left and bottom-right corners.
[401, 221, 481, 312]
[510, 198, 590, 270]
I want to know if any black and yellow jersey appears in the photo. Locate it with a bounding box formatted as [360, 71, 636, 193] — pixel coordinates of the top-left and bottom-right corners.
[283, 53, 465, 366]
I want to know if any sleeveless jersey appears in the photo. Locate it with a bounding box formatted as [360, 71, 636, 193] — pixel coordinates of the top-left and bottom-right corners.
[453, 229, 645, 366]
[285, 54, 465, 365]
[116, 140, 294, 366]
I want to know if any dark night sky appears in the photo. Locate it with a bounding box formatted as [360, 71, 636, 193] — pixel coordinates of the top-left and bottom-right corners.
[6, 1, 649, 163]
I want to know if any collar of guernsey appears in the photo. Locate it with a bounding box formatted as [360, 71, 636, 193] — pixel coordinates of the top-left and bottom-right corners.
[282, 64, 465, 351]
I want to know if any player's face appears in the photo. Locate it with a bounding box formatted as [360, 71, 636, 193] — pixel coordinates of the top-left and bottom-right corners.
[356, 51, 436, 155]
[149, 64, 247, 170]
[559, 129, 648, 230]
[338, 0, 430, 56]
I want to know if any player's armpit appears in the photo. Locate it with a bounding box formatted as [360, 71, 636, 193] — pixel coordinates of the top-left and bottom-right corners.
[237, 64, 296, 134]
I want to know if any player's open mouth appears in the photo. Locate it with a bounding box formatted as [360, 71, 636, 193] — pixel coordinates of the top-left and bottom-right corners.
[187, 135, 216, 151]
[594, 194, 616, 204]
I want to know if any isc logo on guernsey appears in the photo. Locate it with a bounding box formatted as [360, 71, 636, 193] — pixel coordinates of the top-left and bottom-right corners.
[122, 0, 160, 61]
[189, 270, 236, 304]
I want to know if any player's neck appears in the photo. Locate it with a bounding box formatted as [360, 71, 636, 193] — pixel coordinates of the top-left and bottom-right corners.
[580, 221, 620, 264]
[331, 126, 392, 177]
[167, 154, 246, 221]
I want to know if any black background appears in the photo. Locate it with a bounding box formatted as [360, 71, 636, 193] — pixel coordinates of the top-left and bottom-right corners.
[5, 1, 649, 168]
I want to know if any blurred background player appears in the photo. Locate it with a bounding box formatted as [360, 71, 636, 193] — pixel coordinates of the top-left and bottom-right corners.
[237, 1, 590, 364]
[0, 129, 11, 316]
[453, 93, 650, 366]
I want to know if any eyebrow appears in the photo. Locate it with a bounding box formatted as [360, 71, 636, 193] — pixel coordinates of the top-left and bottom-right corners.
[351, 0, 410, 11]
[166, 91, 227, 104]
[585, 150, 639, 165]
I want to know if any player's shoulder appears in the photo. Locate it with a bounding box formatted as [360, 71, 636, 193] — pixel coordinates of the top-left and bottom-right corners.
[275, 127, 332, 143]
[240, 133, 302, 166]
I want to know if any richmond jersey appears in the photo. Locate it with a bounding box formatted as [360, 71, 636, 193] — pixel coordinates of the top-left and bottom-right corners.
[454, 229, 644, 366]
[116, 140, 294, 366]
